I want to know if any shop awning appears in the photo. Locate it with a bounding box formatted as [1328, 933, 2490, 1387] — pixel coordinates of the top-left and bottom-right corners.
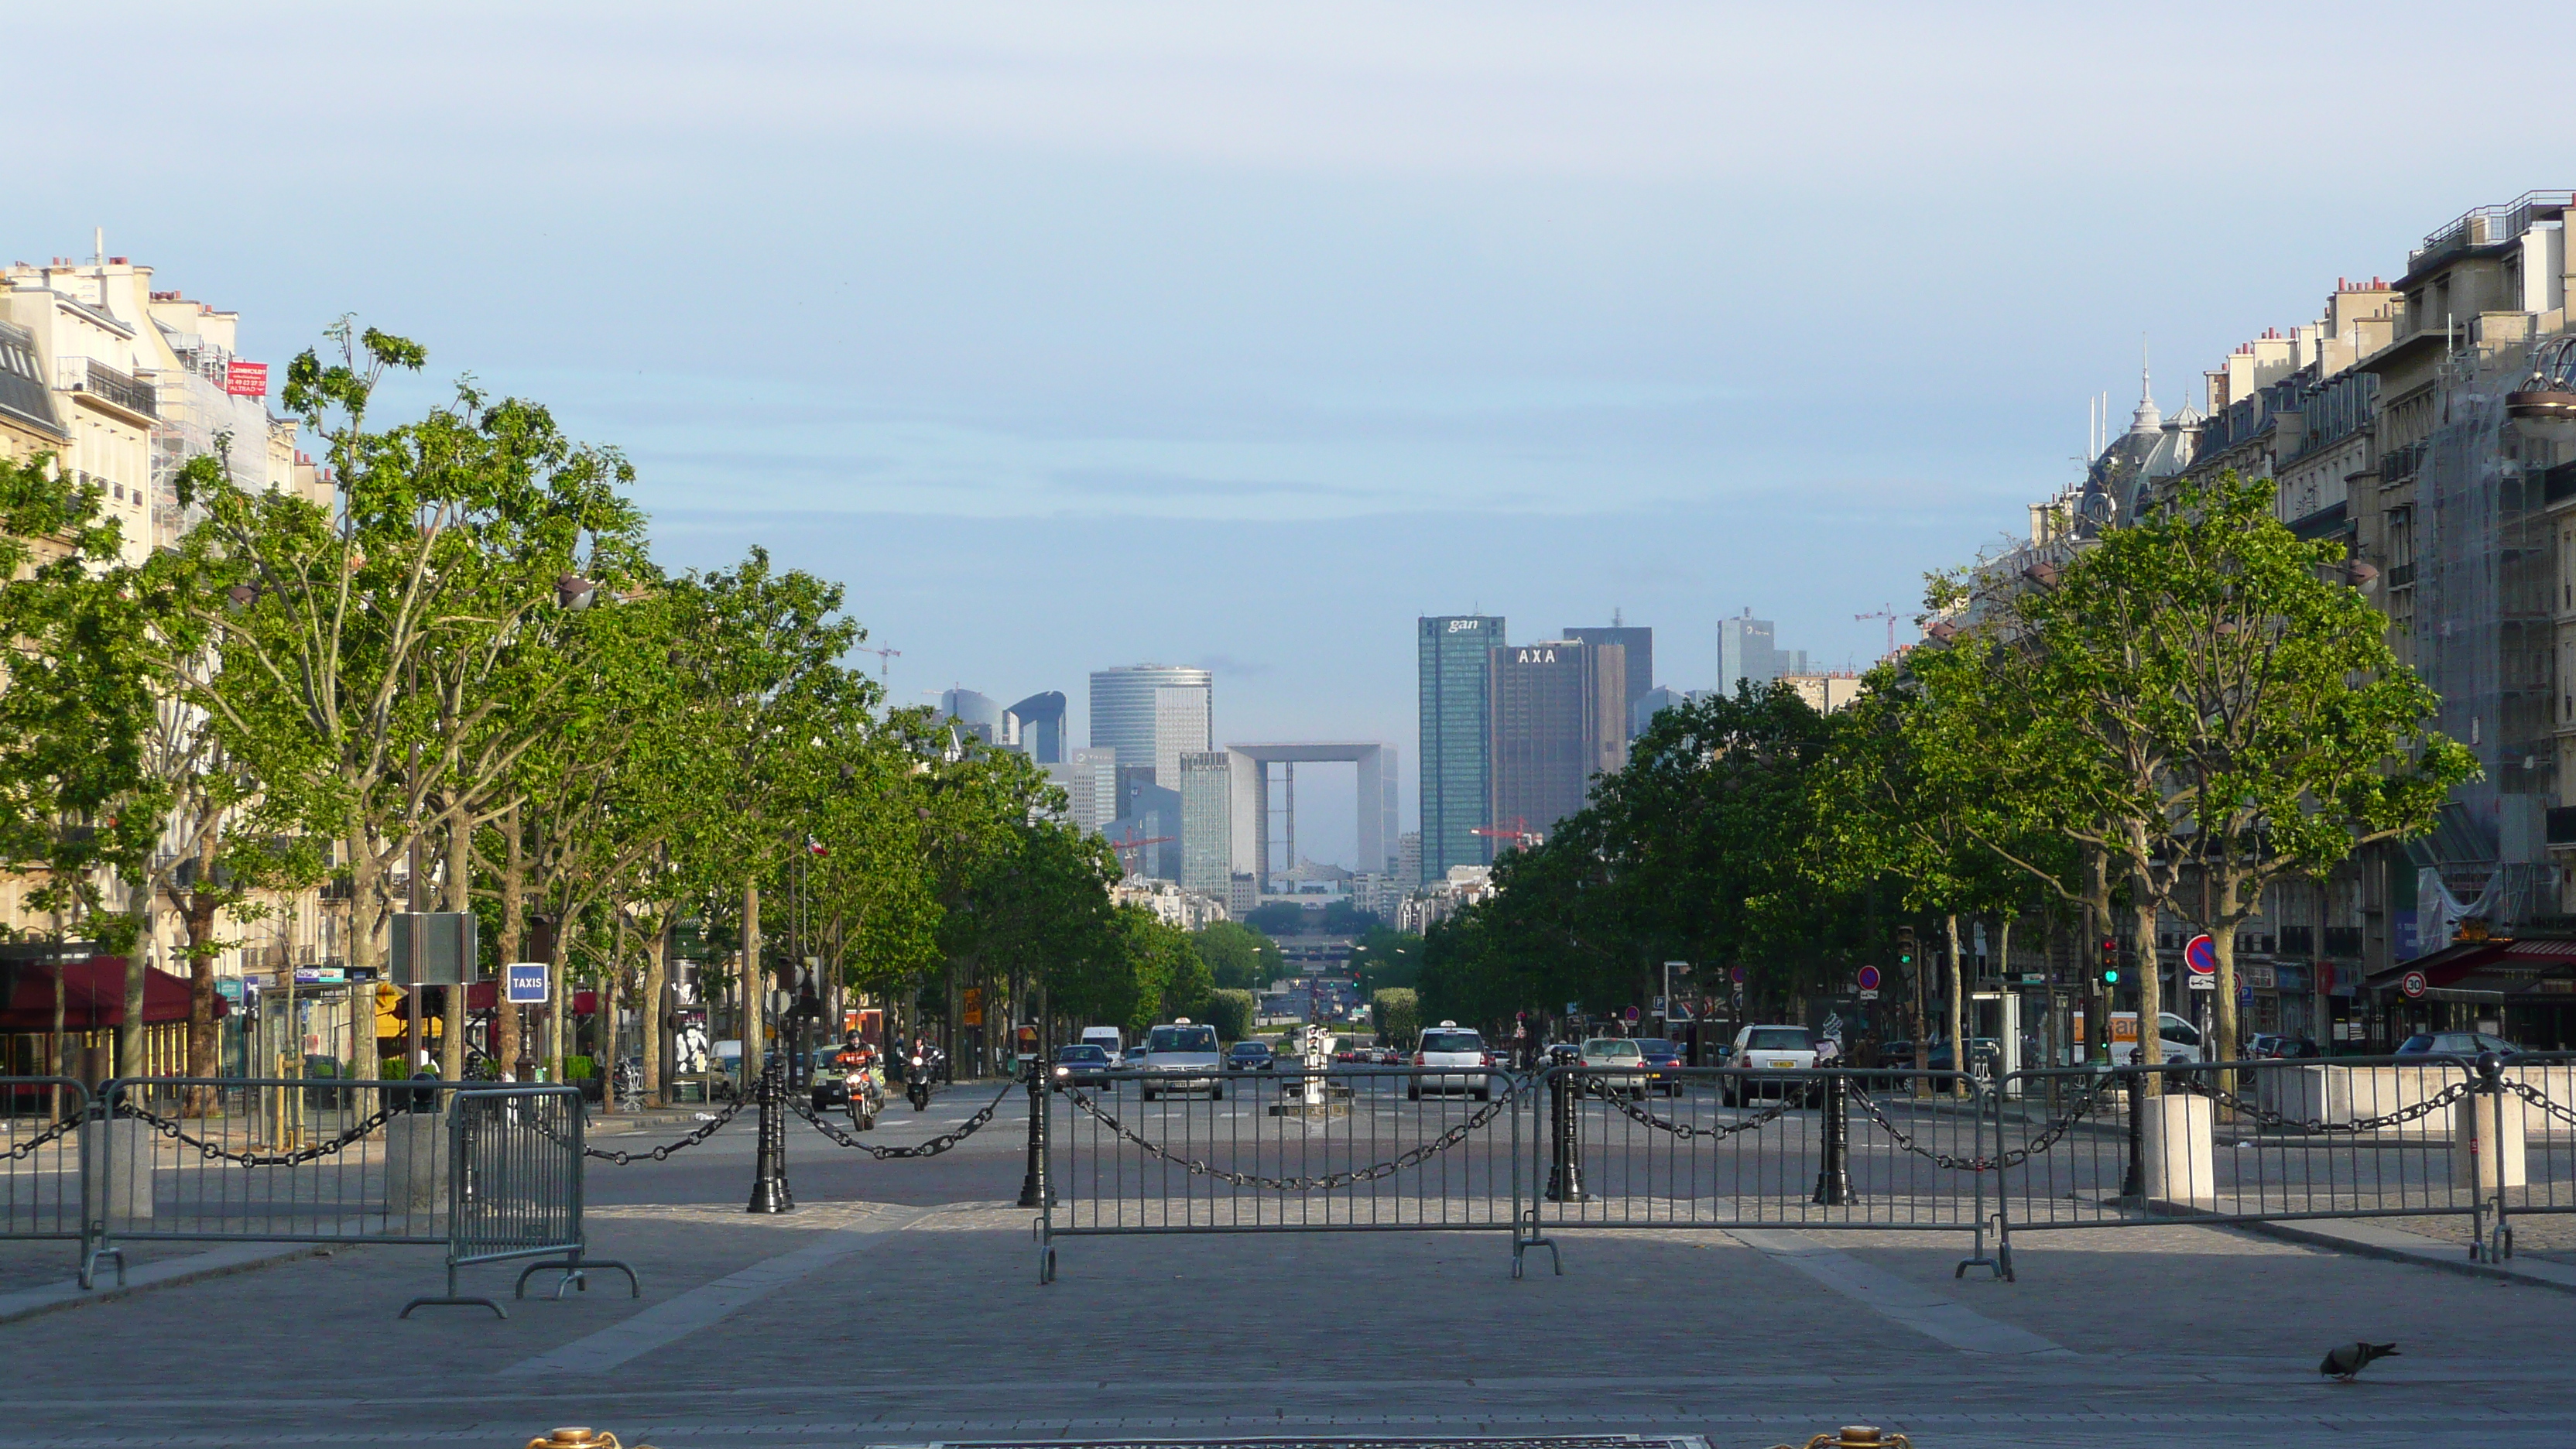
[2367, 937, 2576, 1003]
[0, 957, 224, 1031]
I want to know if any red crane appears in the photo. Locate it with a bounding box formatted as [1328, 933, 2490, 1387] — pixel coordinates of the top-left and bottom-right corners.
[1106, 829, 1174, 870]
[858, 645, 901, 679]
[1472, 817, 1542, 853]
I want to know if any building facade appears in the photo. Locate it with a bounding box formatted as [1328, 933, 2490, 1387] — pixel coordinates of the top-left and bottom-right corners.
[1488, 637, 1626, 846]
[1418, 615, 1502, 883]
[1719, 611, 1806, 691]
[1177, 751, 1233, 897]
[1564, 621, 1652, 718]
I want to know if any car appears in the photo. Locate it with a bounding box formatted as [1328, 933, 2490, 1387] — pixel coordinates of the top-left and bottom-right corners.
[1121, 1044, 1149, 1068]
[1723, 1025, 1818, 1106]
[1578, 1038, 1649, 1099]
[1377, 1046, 1406, 1065]
[1410, 1022, 1496, 1101]
[1051, 1043, 1115, 1091]
[2246, 1033, 2285, 1060]
[1226, 1040, 1276, 1072]
[1632, 1037, 1687, 1095]
[2395, 1030, 2521, 1059]
[1141, 1019, 1224, 1101]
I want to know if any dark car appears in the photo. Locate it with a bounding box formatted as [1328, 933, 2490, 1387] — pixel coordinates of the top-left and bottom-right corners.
[1633, 1037, 1687, 1095]
[1227, 1040, 1276, 1071]
[1051, 1043, 1115, 1090]
[2395, 1030, 2519, 1059]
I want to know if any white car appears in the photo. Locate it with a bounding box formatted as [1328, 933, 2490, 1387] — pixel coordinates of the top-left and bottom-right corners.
[1578, 1038, 1649, 1100]
[1409, 1021, 1496, 1101]
[1724, 1025, 1818, 1106]
[1140, 1019, 1224, 1101]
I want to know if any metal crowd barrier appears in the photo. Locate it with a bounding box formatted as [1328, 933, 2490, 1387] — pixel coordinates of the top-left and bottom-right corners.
[1041, 1066, 1526, 1281]
[1525, 1064, 2003, 1278]
[402, 1084, 634, 1318]
[0, 1078, 92, 1281]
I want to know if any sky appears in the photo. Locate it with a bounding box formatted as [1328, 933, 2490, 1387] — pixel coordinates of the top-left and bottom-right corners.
[14, 2, 2576, 864]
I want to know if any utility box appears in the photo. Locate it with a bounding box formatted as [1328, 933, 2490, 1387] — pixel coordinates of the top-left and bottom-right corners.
[390, 913, 477, 986]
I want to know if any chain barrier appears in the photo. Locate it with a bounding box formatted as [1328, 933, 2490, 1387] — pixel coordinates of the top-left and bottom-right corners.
[2179, 1077, 2471, 1135]
[2, 1113, 83, 1161]
[117, 1101, 393, 1169]
[2506, 1081, 2576, 1129]
[792, 1078, 1014, 1158]
[1848, 1079, 2110, 1173]
[1064, 1074, 1520, 1190]
[577, 1061, 767, 1165]
[1590, 1077, 1798, 1139]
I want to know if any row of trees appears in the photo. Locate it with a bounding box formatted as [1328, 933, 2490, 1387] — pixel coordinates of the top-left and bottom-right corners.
[0, 324, 1224, 1097]
[1422, 474, 2476, 1069]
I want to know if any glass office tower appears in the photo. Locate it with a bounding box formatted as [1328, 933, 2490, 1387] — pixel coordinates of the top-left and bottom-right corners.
[1417, 615, 1502, 883]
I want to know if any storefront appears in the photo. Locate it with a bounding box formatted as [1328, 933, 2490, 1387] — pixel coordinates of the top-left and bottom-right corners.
[2363, 937, 2576, 1051]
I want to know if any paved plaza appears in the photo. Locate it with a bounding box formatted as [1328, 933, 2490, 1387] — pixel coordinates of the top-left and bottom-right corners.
[2, 1088, 2573, 1449]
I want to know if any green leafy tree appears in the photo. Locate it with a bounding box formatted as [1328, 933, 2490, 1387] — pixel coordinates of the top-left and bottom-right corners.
[1194, 920, 1280, 990]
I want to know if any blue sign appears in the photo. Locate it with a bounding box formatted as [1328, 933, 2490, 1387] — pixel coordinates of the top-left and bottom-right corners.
[505, 963, 549, 1005]
[2184, 934, 2218, 976]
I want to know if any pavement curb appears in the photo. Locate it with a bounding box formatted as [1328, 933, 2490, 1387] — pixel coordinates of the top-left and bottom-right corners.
[2222, 1214, 2576, 1293]
[0, 1241, 320, 1326]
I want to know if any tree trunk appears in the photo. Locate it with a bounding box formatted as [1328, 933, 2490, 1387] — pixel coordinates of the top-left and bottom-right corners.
[642, 902, 669, 1105]
[546, 913, 573, 1084]
[1995, 914, 2013, 1074]
[440, 807, 468, 1081]
[601, 909, 625, 1114]
[2211, 874, 2241, 1070]
[1944, 913, 1966, 1096]
[119, 878, 152, 1078]
[742, 878, 763, 1081]
[180, 884, 222, 1113]
[495, 803, 523, 1080]
[2132, 891, 2163, 1097]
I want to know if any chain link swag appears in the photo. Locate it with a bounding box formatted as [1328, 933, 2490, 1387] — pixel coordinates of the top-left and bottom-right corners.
[118, 1101, 393, 1168]
[1063, 1075, 1521, 1190]
[791, 1078, 1016, 1159]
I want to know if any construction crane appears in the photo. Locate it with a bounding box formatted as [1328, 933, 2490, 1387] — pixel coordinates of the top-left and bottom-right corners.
[1471, 817, 1542, 853]
[858, 645, 900, 679]
[1855, 606, 1903, 662]
[1105, 829, 1174, 872]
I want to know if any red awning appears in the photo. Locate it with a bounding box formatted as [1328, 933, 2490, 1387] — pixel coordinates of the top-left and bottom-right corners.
[462, 980, 599, 1015]
[0, 958, 223, 1032]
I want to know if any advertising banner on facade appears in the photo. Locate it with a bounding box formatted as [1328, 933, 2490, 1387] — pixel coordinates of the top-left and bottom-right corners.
[224, 361, 268, 396]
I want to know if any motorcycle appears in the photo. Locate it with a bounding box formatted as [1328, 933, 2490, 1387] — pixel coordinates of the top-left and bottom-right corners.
[906, 1053, 933, 1112]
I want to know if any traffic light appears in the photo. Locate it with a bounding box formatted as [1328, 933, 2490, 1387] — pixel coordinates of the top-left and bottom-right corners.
[1895, 926, 1916, 969]
[2098, 937, 2120, 985]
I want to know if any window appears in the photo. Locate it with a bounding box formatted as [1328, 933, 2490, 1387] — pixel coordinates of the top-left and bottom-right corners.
[1418, 1030, 1482, 1053]
[1148, 1025, 1217, 1052]
[1745, 1027, 1813, 1051]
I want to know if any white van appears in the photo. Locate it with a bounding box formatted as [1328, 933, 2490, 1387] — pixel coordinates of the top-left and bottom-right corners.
[1081, 1026, 1125, 1057]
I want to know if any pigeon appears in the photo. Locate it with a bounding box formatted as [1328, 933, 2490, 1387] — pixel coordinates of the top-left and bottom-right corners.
[2320, 1342, 2400, 1381]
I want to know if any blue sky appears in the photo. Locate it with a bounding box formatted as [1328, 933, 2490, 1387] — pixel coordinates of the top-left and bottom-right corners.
[15, 2, 2576, 862]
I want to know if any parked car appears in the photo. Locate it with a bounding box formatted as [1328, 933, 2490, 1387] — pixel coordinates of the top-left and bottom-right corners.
[1141, 1019, 1224, 1101]
[2395, 1030, 2521, 1059]
[1410, 1022, 1496, 1101]
[1723, 1025, 1818, 1107]
[2246, 1033, 2284, 1060]
[1226, 1040, 1276, 1072]
[1051, 1043, 1115, 1091]
[1578, 1038, 1649, 1099]
[1632, 1038, 1687, 1095]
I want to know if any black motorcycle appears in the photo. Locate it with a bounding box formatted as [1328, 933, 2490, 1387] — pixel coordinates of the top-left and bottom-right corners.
[906, 1051, 935, 1112]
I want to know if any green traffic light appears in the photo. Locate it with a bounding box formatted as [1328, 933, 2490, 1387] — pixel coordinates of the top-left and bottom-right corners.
[2104, 969, 2119, 984]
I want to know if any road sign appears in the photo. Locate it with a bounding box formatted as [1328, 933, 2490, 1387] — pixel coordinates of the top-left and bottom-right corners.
[1858, 989, 1879, 1002]
[2402, 970, 2428, 999]
[1729, 966, 1745, 985]
[1653, 995, 1668, 1016]
[2184, 934, 2217, 976]
[504, 962, 548, 1005]
[1856, 965, 1882, 992]
[1623, 1005, 1641, 1023]
[2189, 973, 2215, 991]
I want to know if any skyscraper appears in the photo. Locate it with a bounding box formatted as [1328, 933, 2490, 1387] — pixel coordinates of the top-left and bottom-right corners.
[1005, 690, 1067, 763]
[1718, 610, 1807, 691]
[1047, 746, 1119, 834]
[1564, 620, 1653, 718]
[937, 687, 1005, 745]
[1489, 638, 1627, 844]
[1088, 664, 1213, 793]
[1177, 752, 1233, 898]
[1418, 615, 1502, 883]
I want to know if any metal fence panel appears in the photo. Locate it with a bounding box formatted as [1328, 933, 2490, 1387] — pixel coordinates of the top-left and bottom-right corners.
[98, 1076, 447, 1258]
[0, 1077, 91, 1279]
[1043, 1067, 1525, 1277]
[404, 1084, 631, 1317]
[1522, 1066, 2000, 1275]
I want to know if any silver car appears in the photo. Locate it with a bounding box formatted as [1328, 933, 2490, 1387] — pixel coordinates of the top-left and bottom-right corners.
[1141, 1019, 1224, 1100]
[1408, 1022, 1495, 1101]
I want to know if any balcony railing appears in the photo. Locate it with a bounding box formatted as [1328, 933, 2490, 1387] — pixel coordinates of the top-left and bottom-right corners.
[53, 356, 156, 417]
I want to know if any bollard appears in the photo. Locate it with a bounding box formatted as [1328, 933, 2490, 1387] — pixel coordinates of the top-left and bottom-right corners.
[1810, 1074, 1855, 1205]
[526, 1430, 655, 1449]
[745, 1052, 794, 1215]
[1544, 1062, 1586, 1203]
[1016, 1053, 1054, 1208]
[1767, 1429, 1911, 1449]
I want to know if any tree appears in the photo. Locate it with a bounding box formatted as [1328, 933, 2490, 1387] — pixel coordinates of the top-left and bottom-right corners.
[1194, 920, 1280, 990]
[1371, 987, 1420, 1046]
[1244, 900, 1307, 937]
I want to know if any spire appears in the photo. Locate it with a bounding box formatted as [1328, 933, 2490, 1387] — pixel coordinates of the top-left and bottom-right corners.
[2129, 337, 2162, 436]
